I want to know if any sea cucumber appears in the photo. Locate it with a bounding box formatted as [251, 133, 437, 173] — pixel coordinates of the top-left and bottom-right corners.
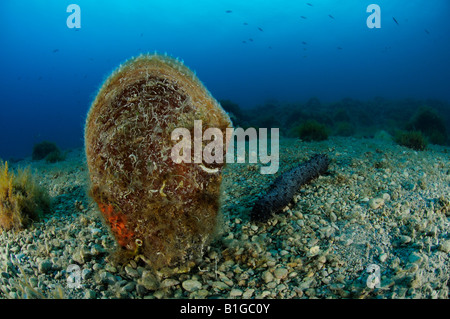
[251, 154, 330, 222]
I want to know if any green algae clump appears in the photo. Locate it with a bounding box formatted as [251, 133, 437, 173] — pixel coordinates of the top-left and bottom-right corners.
[84, 54, 232, 269]
[394, 130, 428, 151]
[297, 120, 329, 141]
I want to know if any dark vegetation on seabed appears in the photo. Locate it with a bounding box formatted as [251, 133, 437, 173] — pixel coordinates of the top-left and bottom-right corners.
[220, 97, 450, 148]
[32, 141, 66, 163]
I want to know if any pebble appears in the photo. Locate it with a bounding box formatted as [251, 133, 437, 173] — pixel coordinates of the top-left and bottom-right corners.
[182, 279, 202, 292]
[330, 212, 337, 222]
[242, 288, 255, 298]
[90, 228, 102, 237]
[1, 140, 449, 300]
[212, 281, 230, 290]
[369, 197, 384, 209]
[438, 240, 450, 254]
[161, 278, 180, 288]
[274, 268, 288, 280]
[408, 252, 423, 264]
[309, 246, 320, 256]
[104, 264, 117, 273]
[121, 282, 136, 293]
[99, 271, 116, 285]
[139, 271, 160, 291]
[82, 268, 92, 279]
[230, 288, 243, 297]
[125, 266, 140, 278]
[399, 235, 412, 245]
[262, 270, 274, 283]
[38, 259, 52, 274]
[84, 289, 97, 299]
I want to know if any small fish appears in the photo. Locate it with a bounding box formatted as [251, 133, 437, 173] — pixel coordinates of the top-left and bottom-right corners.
[38, 76, 43, 80]
[52, 49, 59, 53]
[243, 22, 248, 25]
[249, 38, 253, 42]
[301, 16, 307, 19]
[225, 10, 232, 13]
[328, 14, 335, 19]
[306, 3, 313, 6]
[242, 40, 247, 44]
[424, 29, 430, 35]
[337, 46, 342, 50]
[258, 27, 263, 32]
[140, 33, 143, 37]
[393, 17, 399, 25]
[302, 41, 307, 45]
[268, 46, 272, 49]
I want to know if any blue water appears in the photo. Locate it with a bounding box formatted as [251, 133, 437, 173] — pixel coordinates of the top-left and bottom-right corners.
[1, 0, 449, 159]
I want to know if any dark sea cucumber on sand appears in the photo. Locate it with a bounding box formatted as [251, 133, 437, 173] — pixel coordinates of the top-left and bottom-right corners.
[251, 154, 330, 222]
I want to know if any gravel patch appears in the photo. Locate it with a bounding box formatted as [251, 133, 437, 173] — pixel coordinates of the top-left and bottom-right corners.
[1, 137, 449, 299]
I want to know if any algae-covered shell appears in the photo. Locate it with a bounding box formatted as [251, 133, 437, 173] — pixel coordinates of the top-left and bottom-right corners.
[85, 53, 232, 268]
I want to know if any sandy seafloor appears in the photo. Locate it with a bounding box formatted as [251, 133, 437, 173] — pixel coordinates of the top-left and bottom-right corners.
[0, 135, 449, 299]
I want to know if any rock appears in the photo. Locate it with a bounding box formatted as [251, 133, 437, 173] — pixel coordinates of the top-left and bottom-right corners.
[182, 279, 202, 292]
[369, 197, 384, 209]
[274, 268, 288, 280]
[84, 289, 97, 299]
[82, 268, 92, 279]
[100, 271, 116, 285]
[309, 245, 320, 256]
[72, 248, 90, 265]
[90, 244, 105, 256]
[379, 253, 388, 263]
[399, 235, 412, 245]
[330, 212, 337, 222]
[121, 282, 136, 293]
[136, 284, 147, 296]
[104, 264, 117, 273]
[230, 288, 243, 297]
[139, 271, 160, 291]
[408, 252, 423, 264]
[438, 240, 450, 253]
[262, 270, 274, 283]
[90, 228, 102, 237]
[242, 288, 255, 298]
[161, 278, 180, 288]
[212, 281, 230, 290]
[125, 266, 140, 278]
[29, 277, 39, 288]
[38, 259, 53, 274]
